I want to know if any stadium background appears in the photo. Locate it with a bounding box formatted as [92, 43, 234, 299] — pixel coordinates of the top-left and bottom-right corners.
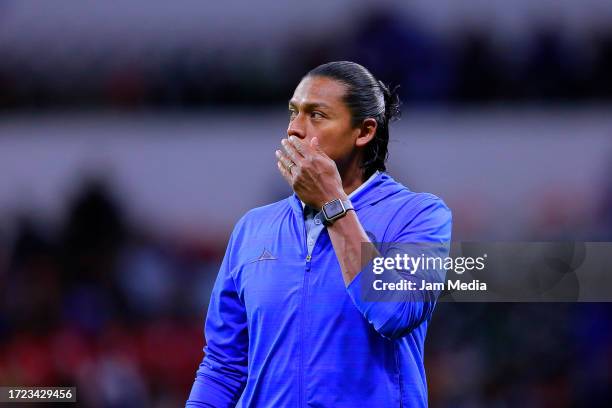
[1, 1, 612, 406]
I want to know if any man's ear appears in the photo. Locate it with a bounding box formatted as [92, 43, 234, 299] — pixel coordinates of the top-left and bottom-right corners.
[355, 118, 377, 148]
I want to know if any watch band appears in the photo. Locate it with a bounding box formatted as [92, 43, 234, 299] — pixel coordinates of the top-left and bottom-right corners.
[340, 199, 354, 212]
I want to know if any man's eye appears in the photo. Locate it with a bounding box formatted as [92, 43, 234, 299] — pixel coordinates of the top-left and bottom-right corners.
[288, 110, 297, 120]
[311, 111, 324, 119]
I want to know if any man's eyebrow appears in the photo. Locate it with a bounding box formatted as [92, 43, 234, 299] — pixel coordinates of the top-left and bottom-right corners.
[288, 100, 331, 110]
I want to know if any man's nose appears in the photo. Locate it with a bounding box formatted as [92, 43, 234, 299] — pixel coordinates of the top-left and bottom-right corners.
[287, 115, 306, 139]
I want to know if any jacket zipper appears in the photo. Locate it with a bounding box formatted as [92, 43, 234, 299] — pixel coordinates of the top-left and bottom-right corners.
[395, 343, 404, 408]
[298, 219, 311, 407]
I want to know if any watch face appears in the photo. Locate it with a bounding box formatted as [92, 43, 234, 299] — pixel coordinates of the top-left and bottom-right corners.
[323, 199, 344, 219]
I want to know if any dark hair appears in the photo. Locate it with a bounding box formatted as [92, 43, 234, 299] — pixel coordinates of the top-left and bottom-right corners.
[306, 61, 401, 178]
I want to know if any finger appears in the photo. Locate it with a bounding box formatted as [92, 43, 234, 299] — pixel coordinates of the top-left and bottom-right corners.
[275, 149, 295, 170]
[277, 160, 293, 184]
[311, 137, 324, 154]
[281, 138, 303, 163]
[288, 136, 308, 157]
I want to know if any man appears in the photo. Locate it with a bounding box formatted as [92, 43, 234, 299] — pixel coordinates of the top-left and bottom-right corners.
[187, 61, 452, 407]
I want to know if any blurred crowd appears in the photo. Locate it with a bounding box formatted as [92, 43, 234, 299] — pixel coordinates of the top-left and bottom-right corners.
[0, 179, 224, 406]
[427, 302, 612, 407]
[1, 10, 612, 110]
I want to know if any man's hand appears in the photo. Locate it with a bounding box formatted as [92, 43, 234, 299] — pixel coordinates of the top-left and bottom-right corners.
[276, 136, 347, 209]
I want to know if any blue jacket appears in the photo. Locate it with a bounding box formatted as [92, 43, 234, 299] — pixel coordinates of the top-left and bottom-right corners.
[187, 172, 452, 407]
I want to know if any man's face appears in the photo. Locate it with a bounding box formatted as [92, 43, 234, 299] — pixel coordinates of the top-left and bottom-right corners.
[287, 76, 360, 165]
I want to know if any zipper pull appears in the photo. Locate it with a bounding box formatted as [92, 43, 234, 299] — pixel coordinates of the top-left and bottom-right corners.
[306, 255, 311, 262]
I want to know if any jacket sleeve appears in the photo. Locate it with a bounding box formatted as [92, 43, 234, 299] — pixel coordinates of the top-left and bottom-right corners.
[186, 226, 249, 407]
[346, 197, 452, 340]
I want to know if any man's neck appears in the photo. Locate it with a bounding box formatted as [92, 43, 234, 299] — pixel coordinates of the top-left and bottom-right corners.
[339, 160, 367, 197]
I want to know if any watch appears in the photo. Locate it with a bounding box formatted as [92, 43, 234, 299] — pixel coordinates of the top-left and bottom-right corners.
[321, 199, 354, 225]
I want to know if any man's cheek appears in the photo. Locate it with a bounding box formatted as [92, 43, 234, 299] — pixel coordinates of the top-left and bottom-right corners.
[316, 136, 333, 153]
[323, 147, 338, 160]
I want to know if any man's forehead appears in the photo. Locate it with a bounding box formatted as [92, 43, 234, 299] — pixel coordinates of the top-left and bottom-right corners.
[290, 76, 346, 107]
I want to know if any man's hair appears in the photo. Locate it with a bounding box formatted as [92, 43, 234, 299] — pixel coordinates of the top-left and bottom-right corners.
[306, 61, 401, 178]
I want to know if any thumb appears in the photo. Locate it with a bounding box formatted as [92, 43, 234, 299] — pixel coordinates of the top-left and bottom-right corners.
[311, 137, 324, 153]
